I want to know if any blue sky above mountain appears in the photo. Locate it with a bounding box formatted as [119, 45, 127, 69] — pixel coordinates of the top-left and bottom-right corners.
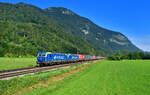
[0, 0, 149, 51]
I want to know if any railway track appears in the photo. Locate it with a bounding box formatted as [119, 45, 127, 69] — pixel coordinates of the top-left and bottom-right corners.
[0, 62, 87, 80]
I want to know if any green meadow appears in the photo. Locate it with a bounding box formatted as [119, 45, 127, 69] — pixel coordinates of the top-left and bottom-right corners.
[0, 62, 88, 95]
[22, 60, 150, 95]
[0, 57, 36, 70]
[0, 60, 150, 95]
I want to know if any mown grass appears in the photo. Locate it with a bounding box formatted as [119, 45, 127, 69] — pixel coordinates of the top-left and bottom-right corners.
[22, 60, 150, 95]
[0, 62, 89, 95]
[0, 57, 36, 70]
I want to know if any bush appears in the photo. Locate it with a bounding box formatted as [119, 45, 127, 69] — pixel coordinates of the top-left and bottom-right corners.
[108, 50, 150, 60]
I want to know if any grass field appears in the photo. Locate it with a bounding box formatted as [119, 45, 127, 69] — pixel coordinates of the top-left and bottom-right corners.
[0, 57, 36, 70]
[21, 60, 150, 95]
[0, 62, 89, 95]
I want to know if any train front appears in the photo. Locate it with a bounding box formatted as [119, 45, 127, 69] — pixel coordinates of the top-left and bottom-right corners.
[37, 51, 47, 65]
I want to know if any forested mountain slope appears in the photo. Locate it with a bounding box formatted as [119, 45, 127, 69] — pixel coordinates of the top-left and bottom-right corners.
[45, 7, 141, 54]
[0, 2, 141, 57]
[0, 2, 100, 57]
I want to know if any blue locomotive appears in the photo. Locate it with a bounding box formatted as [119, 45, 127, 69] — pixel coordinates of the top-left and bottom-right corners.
[37, 51, 79, 66]
[37, 51, 102, 66]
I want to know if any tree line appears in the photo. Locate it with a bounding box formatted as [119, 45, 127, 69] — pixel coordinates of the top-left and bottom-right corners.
[108, 50, 150, 60]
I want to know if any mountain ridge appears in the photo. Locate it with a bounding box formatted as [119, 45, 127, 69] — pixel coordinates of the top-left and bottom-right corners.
[0, 2, 102, 57]
[45, 7, 141, 54]
[0, 2, 141, 57]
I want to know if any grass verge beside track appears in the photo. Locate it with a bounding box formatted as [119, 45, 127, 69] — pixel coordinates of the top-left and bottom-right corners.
[22, 60, 150, 95]
[0, 61, 93, 95]
[0, 57, 36, 70]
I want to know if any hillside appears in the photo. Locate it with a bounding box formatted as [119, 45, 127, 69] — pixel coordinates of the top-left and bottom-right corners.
[0, 2, 141, 57]
[45, 7, 141, 54]
[0, 2, 100, 57]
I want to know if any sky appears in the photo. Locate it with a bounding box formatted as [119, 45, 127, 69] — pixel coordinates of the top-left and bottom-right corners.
[0, 0, 150, 51]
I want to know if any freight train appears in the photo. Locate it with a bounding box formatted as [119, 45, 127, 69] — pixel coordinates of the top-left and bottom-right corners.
[37, 51, 104, 66]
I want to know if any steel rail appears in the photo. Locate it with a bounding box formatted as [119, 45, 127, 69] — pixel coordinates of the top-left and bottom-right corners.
[0, 62, 85, 79]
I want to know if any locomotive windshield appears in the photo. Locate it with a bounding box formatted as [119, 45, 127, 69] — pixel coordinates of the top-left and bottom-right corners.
[38, 52, 46, 57]
[38, 54, 45, 57]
